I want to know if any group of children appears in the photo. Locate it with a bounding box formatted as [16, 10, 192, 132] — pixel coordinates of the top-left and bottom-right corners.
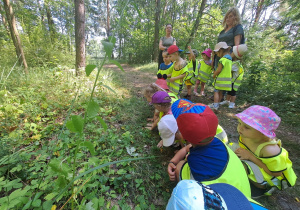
[143, 43, 297, 206]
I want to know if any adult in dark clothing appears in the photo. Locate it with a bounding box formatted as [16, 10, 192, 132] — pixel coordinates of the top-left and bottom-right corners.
[158, 24, 176, 69]
[213, 7, 245, 69]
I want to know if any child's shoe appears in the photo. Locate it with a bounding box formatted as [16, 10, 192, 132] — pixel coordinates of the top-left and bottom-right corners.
[219, 100, 229, 106]
[208, 103, 219, 110]
[229, 102, 235, 109]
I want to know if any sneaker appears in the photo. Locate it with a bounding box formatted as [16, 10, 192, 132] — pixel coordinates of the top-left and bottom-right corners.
[219, 100, 229, 105]
[229, 102, 235, 109]
[208, 103, 219, 110]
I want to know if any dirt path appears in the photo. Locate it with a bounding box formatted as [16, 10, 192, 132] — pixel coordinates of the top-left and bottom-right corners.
[105, 63, 300, 210]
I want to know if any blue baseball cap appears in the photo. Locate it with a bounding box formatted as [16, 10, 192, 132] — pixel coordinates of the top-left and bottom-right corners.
[166, 180, 267, 210]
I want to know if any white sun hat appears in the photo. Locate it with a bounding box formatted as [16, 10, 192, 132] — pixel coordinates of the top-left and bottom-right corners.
[233, 44, 248, 59]
[158, 114, 178, 147]
[214, 42, 231, 52]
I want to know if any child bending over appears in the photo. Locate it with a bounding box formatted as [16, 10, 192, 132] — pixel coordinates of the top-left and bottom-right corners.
[167, 99, 251, 197]
[234, 105, 297, 197]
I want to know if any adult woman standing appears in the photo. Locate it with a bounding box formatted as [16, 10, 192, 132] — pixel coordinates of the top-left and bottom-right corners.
[158, 24, 176, 69]
[213, 7, 244, 69]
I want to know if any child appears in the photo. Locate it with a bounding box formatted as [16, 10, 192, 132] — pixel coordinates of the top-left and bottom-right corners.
[184, 46, 198, 100]
[209, 42, 232, 110]
[220, 44, 247, 108]
[192, 48, 213, 96]
[167, 45, 188, 97]
[143, 83, 178, 130]
[167, 180, 267, 210]
[234, 105, 297, 196]
[167, 99, 251, 198]
[150, 91, 183, 147]
[157, 50, 173, 87]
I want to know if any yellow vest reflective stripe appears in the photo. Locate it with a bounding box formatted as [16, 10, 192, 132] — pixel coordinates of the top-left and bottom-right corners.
[158, 64, 174, 87]
[215, 125, 228, 144]
[169, 63, 188, 95]
[239, 137, 297, 188]
[181, 141, 251, 197]
[185, 60, 197, 80]
[197, 60, 213, 83]
[213, 57, 232, 91]
[232, 61, 244, 91]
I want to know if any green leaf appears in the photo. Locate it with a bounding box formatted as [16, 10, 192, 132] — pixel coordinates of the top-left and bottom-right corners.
[49, 159, 68, 177]
[42, 200, 54, 209]
[101, 40, 114, 56]
[66, 115, 84, 133]
[109, 59, 124, 72]
[44, 192, 57, 201]
[96, 117, 107, 130]
[9, 188, 29, 200]
[85, 65, 97, 76]
[132, 2, 143, 19]
[32, 199, 41, 207]
[81, 141, 96, 156]
[98, 196, 105, 207]
[87, 100, 99, 118]
[100, 84, 116, 94]
[108, 36, 117, 45]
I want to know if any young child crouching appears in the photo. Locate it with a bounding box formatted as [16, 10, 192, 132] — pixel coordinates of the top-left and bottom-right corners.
[150, 91, 183, 148]
[234, 105, 297, 197]
[167, 99, 251, 197]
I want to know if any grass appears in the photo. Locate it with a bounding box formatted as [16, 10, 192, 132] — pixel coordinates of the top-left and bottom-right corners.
[0, 61, 176, 209]
[0, 61, 299, 209]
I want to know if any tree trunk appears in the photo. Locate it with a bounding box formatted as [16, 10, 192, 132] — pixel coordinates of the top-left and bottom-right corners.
[0, 3, 10, 37]
[3, 0, 28, 73]
[185, 0, 207, 49]
[254, 0, 265, 24]
[37, 0, 44, 22]
[74, 0, 85, 76]
[153, 0, 160, 62]
[106, 0, 110, 37]
[241, 0, 248, 21]
[45, 0, 56, 42]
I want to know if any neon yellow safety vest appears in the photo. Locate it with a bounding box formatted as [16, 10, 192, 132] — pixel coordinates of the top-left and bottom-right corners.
[215, 125, 228, 144]
[197, 60, 213, 83]
[185, 60, 197, 81]
[213, 57, 232, 91]
[232, 61, 244, 91]
[239, 137, 297, 189]
[169, 62, 188, 95]
[168, 91, 179, 104]
[181, 140, 251, 198]
[157, 63, 174, 87]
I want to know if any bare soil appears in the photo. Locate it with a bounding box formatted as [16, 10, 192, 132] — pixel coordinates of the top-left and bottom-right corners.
[105, 63, 300, 210]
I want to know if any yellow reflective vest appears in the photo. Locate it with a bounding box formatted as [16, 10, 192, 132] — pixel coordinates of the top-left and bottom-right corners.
[196, 60, 213, 83]
[239, 137, 297, 189]
[185, 59, 197, 81]
[232, 61, 244, 91]
[169, 62, 188, 95]
[213, 57, 232, 91]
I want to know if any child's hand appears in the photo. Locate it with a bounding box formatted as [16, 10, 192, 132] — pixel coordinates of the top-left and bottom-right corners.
[168, 162, 176, 181]
[157, 140, 163, 148]
[145, 126, 153, 130]
[188, 46, 191, 50]
[170, 77, 175, 82]
[235, 148, 253, 160]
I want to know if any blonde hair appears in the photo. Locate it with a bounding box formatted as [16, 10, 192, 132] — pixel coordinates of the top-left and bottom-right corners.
[143, 83, 166, 98]
[223, 7, 241, 29]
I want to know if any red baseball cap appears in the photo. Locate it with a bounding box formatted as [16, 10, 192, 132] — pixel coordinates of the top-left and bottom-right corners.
[167, 45, 183, 55]
[155, 78, 169, 90]
[171, 99, 218, 145]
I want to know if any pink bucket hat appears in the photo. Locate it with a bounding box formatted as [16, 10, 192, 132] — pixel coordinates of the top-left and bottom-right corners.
[201, 48, 212, 58]
[155, 78, 169, 90]
[235, 105, 281, 139]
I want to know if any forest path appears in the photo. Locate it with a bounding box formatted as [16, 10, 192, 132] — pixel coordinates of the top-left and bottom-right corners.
[104, 63, 300, 210]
